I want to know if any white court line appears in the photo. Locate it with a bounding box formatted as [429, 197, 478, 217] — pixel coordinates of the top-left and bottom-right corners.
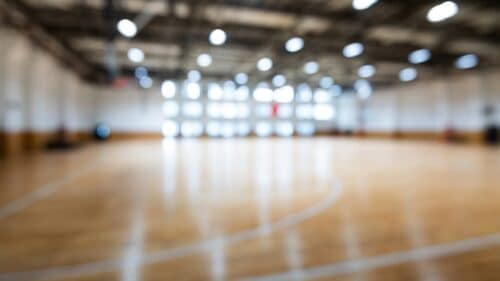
[0, 166, 95, 221]
[0, 180, 343, 281]
[239, 233, 500, 281]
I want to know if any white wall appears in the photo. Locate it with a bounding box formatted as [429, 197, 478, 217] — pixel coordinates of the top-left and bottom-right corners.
[338, 70, 500, 133]
[0, 27, 96, 134]
[92, 69, 500, 136]
[95, 85, 164, 133]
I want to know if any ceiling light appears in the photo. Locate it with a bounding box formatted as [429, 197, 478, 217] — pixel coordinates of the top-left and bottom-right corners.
[186, 82, 201, 99]
[161, 80, 176, 98]
[275, 122, 294, 137]
[223, 81, 236, 99]
[274, 85, 294, 103]
[134, 66, 148, 79]
[253, 83, 273, 102]
[197, 53, 212, 67]
[314, 104, 335, 121]
[297, 83, 313, 102]
[319, 76, 334, 89]
[257, 57, 273, 72]
[235, 73, 248, 85]
[343, 43, 364, 58]
[162, 121, 179, 138]
[128, 48, 144, 63]
[285, 37, 304, 53]
[304, 61, 319, 74]
[209, 28, 227, 46]
[139, 76, 153, 89]
[272, 74, 287, 87]
[353, 0, 379, 10]
[409, 49, 432, 64]
[354, 79, 372, 99]
[208, 83, 223, 100]
[427, 1, 459, 23]
[399, 67, 418, 82]
[455, 54, 478, 69]
[187, 70, 201, 82]
[255, 122, 273, 137]
[314, 89, 332, 103]
[358, 64, 376, 78]
[117, 19, 137, 38]
[330, 85, 343, 97]
[235, 86, 250, 101]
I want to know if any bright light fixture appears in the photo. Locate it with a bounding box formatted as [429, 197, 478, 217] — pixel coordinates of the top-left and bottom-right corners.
[162, 101, 179, 117]
[455, 54, 478, 69]
[209, 29, 227, 46]
[255, 122, 273, 137]
[272, 74, 287, 87]
[330, 85, 343, 97]
[285, 37, 304, 53]
[222, 103, 237, 119]
[162, 121, 179, 138]
[223, 81, 236, 99]
[297, 83, 313, 102]
[183, 102, 203, 118]
[354, 79, 373, 99]
[314, 89, 332, 103]
[274, 85, 294, 103]
[314, 104, 335, 121]
[134, 67, 148, 79]
[206, 122, 222, 137]
[427, 1, 459, 22]
[253, 83, 273, 102]
[161, 80, 176, 98]
[277, 104, 293, 118]
[296, 122, 315, 136]
[208, 83, 223, 100]
[257, 57, 273, 72]
[221, 123, 236, 138]
[358, 64, 376, 78]
[343, 43, 364, 58]
[235, 86, 250, 101]
[237, 122, 251, 137]
[319, 76, 334, 89]
[409, 49, 432, 64]
[187, 70, 201, 82]
[235, 73, 248, 85]
[353, 0, 378, 10]
[117, 19, 137, 38]
[186, 82, 201, 99]
[296, 105, 314, 119]
[399, 67, 418, 82]
[276, 122, 294, 137]
[181, 121, 203, 138]
[128, 48, 144, 63]
[139, 76, 153, 89]
[304, 61, 319, 75]
[197, 53, 212, 67]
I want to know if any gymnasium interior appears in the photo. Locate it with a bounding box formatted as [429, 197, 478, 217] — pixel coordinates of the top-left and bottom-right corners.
[0, 0, 499, 280]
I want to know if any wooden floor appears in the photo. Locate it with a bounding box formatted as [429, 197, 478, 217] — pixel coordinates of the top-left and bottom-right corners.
[1, 138, 499, 281]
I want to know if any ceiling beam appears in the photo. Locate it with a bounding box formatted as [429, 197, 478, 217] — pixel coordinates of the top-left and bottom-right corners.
[0, 0, 107, 83]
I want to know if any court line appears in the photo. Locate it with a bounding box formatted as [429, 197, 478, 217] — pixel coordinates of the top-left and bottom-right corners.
[0, 180, 343, 281]
[239, 232, 500, 281]
[0, 166, 96, 221]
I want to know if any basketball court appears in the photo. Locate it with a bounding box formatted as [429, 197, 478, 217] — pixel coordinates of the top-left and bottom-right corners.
[1, 138, 500, 280]
[1, 0, 500, 280]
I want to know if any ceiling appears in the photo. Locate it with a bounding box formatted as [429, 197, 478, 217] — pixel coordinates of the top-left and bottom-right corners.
[1, 0, 499, 89]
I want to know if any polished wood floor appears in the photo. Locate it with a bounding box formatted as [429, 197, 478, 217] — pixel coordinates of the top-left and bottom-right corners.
[0, 138, 499, 281]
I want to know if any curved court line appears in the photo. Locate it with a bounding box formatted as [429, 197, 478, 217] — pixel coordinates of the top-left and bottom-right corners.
[0, 166, 96, 221]
[239, 232, 500, 281]
[0, 180, 343, 281]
